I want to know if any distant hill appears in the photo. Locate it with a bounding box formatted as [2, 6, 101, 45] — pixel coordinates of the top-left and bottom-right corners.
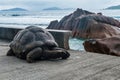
[43, 7, 74, 10]
[43, 7, 62, 10]
[105, 5, 120, 10]
[1, 8, 28, 11]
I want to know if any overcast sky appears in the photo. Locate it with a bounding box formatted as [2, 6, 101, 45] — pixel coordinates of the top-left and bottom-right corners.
[0, 0, 120, 11]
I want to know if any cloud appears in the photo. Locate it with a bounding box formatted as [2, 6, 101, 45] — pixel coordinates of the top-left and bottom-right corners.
[0, 0, 57, 10]
[0, 0, 120, 11]
[55, 0, 111, 9]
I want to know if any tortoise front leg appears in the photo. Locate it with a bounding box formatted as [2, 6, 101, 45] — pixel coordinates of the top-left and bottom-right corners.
[26, 47, 43, 63]
[43, 47, 70, 60]
[6, 49, 15, 56]
[52, 47, 70, 59]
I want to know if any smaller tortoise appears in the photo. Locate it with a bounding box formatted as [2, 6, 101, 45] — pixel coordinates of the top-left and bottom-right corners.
[7, 26, 70, 63]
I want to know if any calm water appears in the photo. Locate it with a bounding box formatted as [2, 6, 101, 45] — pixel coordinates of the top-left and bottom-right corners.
[0, 9, 120, 50]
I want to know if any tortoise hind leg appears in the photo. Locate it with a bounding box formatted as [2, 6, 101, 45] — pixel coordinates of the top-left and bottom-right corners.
[26, 47, 43, 63]
[6, 49, 15, 56]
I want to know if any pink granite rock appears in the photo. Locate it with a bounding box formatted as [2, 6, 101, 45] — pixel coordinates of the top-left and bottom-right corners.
[47, 8, 120, 39]
[83, 36, 120, 56]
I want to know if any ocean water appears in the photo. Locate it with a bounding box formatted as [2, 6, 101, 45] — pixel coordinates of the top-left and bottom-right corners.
[0, 9, 120, 50]
[0, 10, 73, 28]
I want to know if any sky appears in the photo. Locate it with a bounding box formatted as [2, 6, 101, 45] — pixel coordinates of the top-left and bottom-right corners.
[0, 0, 120, 11]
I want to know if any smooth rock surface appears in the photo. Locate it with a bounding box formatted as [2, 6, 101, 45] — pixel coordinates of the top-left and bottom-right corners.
[83, 36, 120, 56]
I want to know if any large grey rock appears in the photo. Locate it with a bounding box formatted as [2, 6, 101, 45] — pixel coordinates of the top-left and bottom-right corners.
[72, 14, 120, 38]
[48, 20, 58, 29]
[47, 8, 120, 39]
[48, 8, 94, 30]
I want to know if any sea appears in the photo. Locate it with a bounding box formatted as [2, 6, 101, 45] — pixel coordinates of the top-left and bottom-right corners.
[0, 9, 120, 51]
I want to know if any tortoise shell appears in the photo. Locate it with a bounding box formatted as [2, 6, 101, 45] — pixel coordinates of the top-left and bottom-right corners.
[10, 26, 58, 57]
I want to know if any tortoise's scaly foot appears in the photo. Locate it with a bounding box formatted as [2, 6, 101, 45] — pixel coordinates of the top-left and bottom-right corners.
[7, 49, 15, 56]
[61, 51, 70, 59]
[43, 47, 70, 60]
[26, 47, 43, 63]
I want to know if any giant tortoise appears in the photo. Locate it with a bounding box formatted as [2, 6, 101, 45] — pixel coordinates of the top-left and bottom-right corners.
[7, 26, 70, 63]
